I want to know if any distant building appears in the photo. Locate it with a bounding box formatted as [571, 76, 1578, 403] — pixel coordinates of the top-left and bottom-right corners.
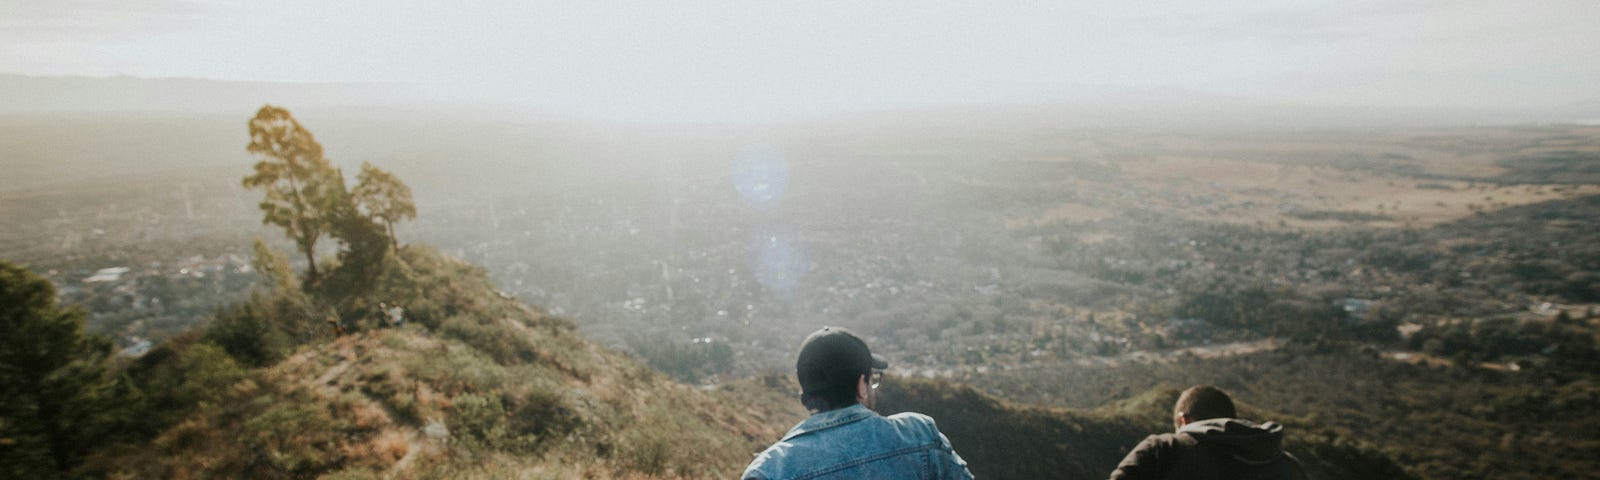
[120, 340, 153, 357]
[84, 267, 131, 283]
[1335, 298, 1375, 319]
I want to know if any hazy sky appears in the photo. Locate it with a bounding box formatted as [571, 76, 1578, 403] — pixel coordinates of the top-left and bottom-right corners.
[3, 0, 1597, 121]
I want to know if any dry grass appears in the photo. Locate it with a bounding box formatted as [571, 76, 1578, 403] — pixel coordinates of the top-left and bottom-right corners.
[99, 314, 807, 479]
[1117, 155, 1600, 230]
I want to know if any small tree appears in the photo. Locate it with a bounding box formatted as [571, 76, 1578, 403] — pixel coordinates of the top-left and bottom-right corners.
[351, 162, 417, 251]
[243, 105, 345, 282]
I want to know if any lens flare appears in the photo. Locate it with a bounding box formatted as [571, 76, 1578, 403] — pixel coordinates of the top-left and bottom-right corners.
[731, 144, 789, 206]
[752, 231, 806, 296]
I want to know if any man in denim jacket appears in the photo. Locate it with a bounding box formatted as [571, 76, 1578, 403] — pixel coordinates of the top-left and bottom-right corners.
[743, 326, 973, 480]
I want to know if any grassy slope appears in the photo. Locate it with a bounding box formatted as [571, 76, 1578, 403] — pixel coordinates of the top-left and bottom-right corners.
[87, 247, 808, 479]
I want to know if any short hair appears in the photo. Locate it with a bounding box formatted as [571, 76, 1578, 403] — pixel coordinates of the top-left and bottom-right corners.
[1174, 385, 1236, 422]
[801, 380, 861, 413]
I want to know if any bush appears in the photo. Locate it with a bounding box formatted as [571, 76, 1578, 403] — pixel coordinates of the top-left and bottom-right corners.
[206, 297, 293, 367]
[448, 393, 537, 453]
[439, 315, 539, 366]
[242, 398, 341, 475]
[401, 343, 508, 397]
[615, 428, 672, 476]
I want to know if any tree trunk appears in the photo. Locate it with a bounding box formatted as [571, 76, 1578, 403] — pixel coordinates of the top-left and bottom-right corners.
[386, 220, 399, 251]
[302, 241, 319, 282]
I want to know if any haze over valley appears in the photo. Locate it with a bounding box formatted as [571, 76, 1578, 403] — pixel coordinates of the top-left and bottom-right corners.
[4, 2, 1600, 478]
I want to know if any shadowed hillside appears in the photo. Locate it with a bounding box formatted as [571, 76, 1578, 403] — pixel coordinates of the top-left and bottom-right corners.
[876, 378, 1413, 480]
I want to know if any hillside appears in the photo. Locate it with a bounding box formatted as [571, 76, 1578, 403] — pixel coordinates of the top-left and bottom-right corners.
[50, 244, 1407, 479]
[970, 345, 1600, 480]
[80, 246, 808, 479]
[92, 331, 803, 478]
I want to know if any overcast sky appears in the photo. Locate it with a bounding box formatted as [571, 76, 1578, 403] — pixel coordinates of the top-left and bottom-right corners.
[3, 0, 1597, 122]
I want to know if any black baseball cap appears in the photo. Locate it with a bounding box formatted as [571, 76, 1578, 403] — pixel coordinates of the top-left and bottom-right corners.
[796, 326, 889, 395]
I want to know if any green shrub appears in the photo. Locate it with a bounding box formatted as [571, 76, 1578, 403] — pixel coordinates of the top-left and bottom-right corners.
[403, 343, 509, 396]
[504, 383, 576, 443]
[449, 393, 537, 453]
[440, 315, 539, 366]
[206, 297, 293, 367]
[615, 428, 672, 476]
[242, 399, 341, 475]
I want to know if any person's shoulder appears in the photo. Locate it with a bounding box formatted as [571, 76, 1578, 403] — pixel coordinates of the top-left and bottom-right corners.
[741, 457, 768, 480]
[742, 440, 793, 480]
[883, 411, 944, 438]
[884, 411, 938, 426]
[1136, 431, 1195, 451]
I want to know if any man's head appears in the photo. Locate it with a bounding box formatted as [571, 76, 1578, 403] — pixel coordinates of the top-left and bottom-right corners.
[1173, 384, 1237, 430]
[796, 326, 888, 413]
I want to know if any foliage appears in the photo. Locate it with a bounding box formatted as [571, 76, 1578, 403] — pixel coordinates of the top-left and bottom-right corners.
[1407, 317, 1600, 373]
[243, 106, 419, 295]
[240, 393, 342, 476]
[251, 239, 298, 293]
[0, 261, 139, 478]
[243, 105, 345, 282]
[238, 105, 434, 356]
[627, 335, 736, 383]
[1495, 151, 1600, 184]
[204, 293, 298, 367]
[125, 338, 248, 430]
[447, 393, 538, 453]
[208, 285, 325, 361]
[352, 161, 417, 251]
[440, 314, 541, 366]
[317, 208, 394, 313]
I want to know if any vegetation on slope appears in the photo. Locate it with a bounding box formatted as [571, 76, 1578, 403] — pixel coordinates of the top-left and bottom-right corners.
[82, 245, 804, 479]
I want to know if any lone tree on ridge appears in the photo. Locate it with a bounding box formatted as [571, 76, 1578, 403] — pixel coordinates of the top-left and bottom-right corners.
[242, 105, 346, 282]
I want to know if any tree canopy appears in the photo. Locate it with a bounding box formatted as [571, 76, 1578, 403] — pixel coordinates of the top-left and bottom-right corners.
[352, 161, 417, 251]
[243, 105, 345, 282]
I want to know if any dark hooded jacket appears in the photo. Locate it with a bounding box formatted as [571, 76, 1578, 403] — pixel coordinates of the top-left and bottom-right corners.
[1108, 418, 1306, 480]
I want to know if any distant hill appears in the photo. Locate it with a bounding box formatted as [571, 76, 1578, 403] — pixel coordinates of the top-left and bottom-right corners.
[0, 74, 413, 115]
[5, 73, 1597, 129]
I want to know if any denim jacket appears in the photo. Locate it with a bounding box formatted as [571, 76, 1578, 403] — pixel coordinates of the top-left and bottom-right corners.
[743, 404, 974, 480]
